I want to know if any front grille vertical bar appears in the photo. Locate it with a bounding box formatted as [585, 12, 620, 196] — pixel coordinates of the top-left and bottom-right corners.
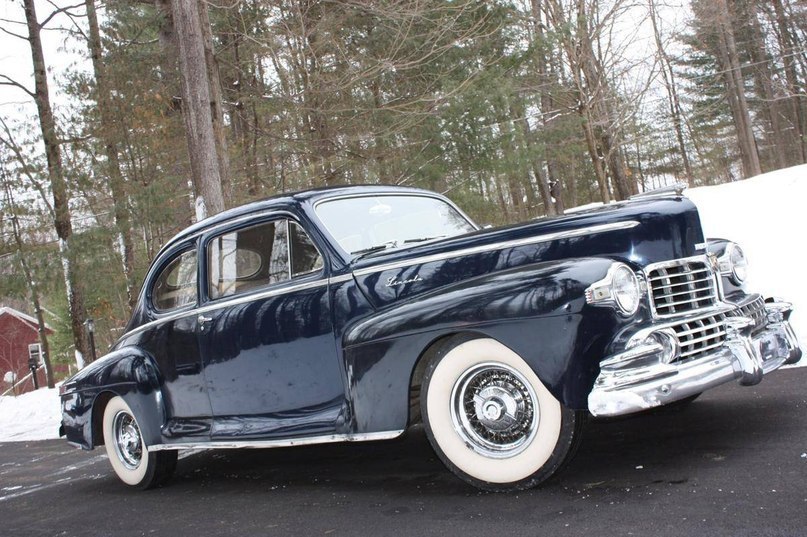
[647, 257, 717, 318]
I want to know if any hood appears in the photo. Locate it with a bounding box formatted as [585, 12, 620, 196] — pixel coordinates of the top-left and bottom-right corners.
[351, 196, 704, 309]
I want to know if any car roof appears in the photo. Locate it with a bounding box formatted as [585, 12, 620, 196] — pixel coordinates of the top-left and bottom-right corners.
[161, 184, 436, 254]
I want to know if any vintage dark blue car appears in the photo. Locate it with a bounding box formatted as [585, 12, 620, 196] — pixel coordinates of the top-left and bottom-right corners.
[59, 185, 801, 490]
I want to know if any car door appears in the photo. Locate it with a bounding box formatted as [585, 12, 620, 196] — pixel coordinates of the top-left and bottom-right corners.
[198, 215, 345, 439]
[133, 242, 213, 438]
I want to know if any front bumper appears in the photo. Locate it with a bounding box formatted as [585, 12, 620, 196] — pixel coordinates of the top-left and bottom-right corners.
[588, 300, 802, 417]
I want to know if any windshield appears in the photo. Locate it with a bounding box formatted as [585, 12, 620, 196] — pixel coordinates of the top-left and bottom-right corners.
[315, 195, 477, 256]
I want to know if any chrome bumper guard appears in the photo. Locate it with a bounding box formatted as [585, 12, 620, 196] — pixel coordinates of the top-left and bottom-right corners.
[588, 301, 802, 417]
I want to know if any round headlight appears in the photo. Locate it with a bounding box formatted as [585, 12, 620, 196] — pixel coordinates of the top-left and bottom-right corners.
[719, 242, 748, 285]
[611, 264, 641, 315]
[728, 244, 748, 284]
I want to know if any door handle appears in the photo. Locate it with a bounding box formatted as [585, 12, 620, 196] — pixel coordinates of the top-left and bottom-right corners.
[198, 314, 213, 323]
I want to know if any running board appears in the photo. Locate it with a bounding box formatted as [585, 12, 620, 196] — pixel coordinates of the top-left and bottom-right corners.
[147, 430, 405, 451]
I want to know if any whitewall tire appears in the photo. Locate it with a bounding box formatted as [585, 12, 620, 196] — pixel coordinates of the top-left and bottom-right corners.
[102, 396, 177, 489]
[421, 336, 583, 491]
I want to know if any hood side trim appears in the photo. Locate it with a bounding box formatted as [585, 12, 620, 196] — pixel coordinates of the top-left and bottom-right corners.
[353, 220, 640, 277]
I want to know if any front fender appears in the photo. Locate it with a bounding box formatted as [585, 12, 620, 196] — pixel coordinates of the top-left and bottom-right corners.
[60, 347, 166, 449]
[344, 258, 617, 346]
[342, 258, 633, 433]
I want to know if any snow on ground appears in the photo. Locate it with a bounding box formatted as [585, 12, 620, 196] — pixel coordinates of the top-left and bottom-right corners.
[0, 387, 62, 442]
[0, 165, 805, 442]
[687, 164, 807, 361]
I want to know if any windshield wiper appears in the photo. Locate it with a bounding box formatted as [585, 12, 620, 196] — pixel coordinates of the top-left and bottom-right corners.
[350, 241, 399, 261]
[402, 235, 446, 244]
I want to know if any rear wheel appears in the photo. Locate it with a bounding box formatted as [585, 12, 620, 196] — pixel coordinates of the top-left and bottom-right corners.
[421, 336, 583, 491]
[102, 396, 177, 489]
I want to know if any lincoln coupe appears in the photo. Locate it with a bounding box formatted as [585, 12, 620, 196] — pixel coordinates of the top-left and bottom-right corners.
[59, 185, 801, 490]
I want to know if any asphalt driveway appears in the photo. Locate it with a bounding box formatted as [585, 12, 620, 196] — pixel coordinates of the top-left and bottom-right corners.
[2, 367, 806, 537]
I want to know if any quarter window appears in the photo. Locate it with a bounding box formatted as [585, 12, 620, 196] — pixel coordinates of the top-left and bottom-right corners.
[207, 219, 323, 300]
[152, 250, 198, 311]
[290, 222, 324, 276]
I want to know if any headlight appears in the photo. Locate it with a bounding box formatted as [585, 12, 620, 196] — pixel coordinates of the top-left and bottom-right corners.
[719, 242, 748, 285]
[585, 263, 642, 316]
[611, 265, 641, 315]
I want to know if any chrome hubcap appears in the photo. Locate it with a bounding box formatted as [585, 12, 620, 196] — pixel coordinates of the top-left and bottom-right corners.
[450, 362, 539, 458]
[112, 411, 143, 470]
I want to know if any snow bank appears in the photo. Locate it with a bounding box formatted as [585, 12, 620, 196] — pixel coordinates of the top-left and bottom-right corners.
[0, 387, 62, 442]
[687, 164, 807, 354]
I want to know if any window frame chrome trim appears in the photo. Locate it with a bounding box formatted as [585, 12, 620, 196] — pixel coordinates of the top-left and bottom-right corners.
[200, 212, 327, 305]
[123, 277, 331, 340]
[328, 273, 354, 284]
[149, 246, 200, 315]
[352, 220, 641, 277]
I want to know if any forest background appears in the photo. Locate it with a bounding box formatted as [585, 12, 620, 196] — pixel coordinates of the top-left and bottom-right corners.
[0, 0, 805, 386]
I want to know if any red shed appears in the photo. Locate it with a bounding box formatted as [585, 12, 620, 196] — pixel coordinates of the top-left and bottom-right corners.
[0, 306, 54, 395]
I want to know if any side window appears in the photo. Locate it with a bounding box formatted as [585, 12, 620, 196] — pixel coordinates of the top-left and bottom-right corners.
[290, 222, 324, 277]
[208, 220, 289, 300]
[152, 250, 198, 311]
[207, 219, 324, 300]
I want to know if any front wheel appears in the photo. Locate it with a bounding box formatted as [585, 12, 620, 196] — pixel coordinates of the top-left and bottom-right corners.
[421, 337, 583, 491]
[102, 396, 177, 489]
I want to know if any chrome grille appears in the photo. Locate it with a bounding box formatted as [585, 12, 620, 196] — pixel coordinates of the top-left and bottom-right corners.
[647, 259, 718, 317]
[729, 295, 767, 333]
[671, 313, 727, 363]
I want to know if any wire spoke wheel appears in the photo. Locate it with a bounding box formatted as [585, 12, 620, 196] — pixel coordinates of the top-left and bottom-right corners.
[451, 363, 539, 458]
[421, 336, 583, 491]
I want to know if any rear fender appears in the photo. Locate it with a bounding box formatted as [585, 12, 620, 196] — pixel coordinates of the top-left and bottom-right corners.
[62, 347, 166, 449]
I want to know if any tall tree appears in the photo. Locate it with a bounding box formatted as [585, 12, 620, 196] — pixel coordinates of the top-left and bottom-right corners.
[172, 0, 228, 219]
[84, 0, 138, 311]
[770, 0, 807, 163]
[693, 0, 762, 177]
[21, 0, 89, 364]
[649, 0, 693, 182]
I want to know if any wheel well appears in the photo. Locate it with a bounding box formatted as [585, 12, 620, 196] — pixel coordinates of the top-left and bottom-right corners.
[407, 332, 483, 426]
[91, 391, 117, 448]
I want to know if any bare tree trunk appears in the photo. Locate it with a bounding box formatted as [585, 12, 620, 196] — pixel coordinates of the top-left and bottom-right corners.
[300, 2, 337, 187]
[712, 0, 762, 177]
[511, 97, 555, 216]
[772, 0, 807, 164]
[530, 0, 562, 214]
[581, 107, 611, 204]
[649, 0, 693, 181]
[576, 0, 632, 199]
[85, 0, 138, 311]
[172, 0, 227, 218]
[22, 0, 89, 363]
[545, 0, 610, 204]
[198, 0, 231, 204]
[743, 0, 788, 170]
[522, 118, 557, 216]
